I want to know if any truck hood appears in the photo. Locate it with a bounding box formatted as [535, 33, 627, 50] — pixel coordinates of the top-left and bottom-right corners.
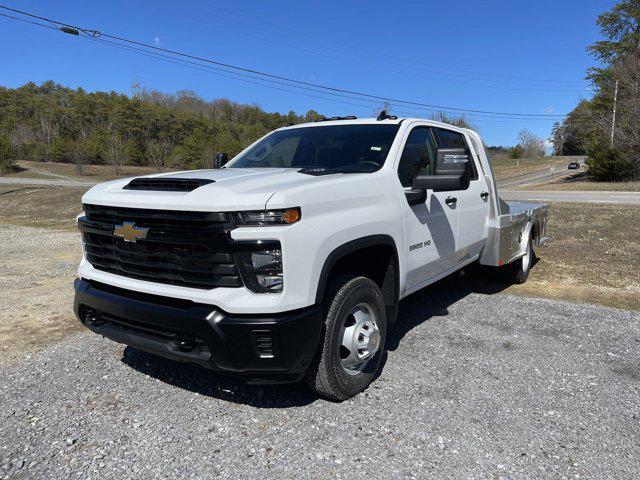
[81, 168, 349, 211]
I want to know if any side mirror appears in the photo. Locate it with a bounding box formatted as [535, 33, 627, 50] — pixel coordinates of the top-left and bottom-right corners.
[405, 174, 467, 205]
[433, 147, 471, 191]
[213, 152, 229, 169]
[413, 174, 467, 192]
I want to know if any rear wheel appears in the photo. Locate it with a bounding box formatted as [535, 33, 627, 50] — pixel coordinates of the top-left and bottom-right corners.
[505, 232, 533, 284]
[305, 275, 387, 401]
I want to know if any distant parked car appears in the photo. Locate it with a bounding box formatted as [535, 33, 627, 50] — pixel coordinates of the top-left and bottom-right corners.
[568, 162, 580, 169]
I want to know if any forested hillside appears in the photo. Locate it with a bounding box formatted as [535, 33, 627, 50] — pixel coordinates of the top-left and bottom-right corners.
[0, 81, 324, 173]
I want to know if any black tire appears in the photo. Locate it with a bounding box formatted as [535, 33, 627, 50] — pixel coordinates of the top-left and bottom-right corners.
[305, 275, 387, 401]
[505, 233, 533, 284]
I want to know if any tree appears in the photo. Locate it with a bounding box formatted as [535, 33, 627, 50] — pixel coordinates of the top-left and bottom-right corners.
[0, 81, 323, 171]
[0, 134, 16, 174]
[145, 139, 178, 172]
[550, 122, 567, 156]
[37, 114, 58, 162]
[587, 0, 640, 65]
[105, 134, 126, 175]
[569, 0, 640, 180]
[430, 111, 477, 130]
[517, 129, 545, 158]
[70, 140, 88, 175]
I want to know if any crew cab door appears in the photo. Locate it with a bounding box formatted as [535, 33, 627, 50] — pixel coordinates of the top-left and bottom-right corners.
[432, 127, 490, 261]
[396, 125, 458, 291]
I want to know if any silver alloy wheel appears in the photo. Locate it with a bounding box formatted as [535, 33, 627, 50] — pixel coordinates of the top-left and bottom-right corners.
[339, 303, 381, 375]
[522, 236, 532, 272]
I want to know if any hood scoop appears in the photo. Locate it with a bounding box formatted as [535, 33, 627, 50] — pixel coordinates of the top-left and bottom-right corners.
[123, 177, 215, 192]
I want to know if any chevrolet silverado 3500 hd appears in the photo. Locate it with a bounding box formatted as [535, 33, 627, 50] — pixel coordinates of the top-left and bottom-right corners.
[74, 116, 549, 401]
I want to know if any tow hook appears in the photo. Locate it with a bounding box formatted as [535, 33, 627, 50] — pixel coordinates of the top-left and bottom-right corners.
[173, 338, 197, 352]
[85, 312, 105, 328]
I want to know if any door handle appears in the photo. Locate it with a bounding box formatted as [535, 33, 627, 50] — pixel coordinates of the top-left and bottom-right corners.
[445, 196, 457, 205]
[480, 191, 489, 200]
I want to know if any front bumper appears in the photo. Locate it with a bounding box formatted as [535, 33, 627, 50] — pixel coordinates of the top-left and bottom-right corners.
[73, 278, 324, 384]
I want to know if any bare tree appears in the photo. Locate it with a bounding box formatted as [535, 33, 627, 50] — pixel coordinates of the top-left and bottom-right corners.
[38, 115, 58, 162]
[70, 140, 88, 175]
[105, 134, 126, 175]
[518, 129, 546, 158]
[431, 111, 477, 130]
[145, 139, 178, 172]
[10, 123, 36, 160]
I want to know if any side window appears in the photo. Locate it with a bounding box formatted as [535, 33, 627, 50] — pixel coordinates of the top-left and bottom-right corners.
[397, 127, 436, 187]
[433, 128, 478, 180]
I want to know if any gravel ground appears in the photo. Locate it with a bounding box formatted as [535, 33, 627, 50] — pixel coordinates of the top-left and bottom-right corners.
[0, 225, 81, 357]
[1, 285, 639, 479]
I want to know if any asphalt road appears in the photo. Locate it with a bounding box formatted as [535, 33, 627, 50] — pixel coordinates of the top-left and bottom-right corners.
[495, 157, 586, 190]
[1, 284, 639, 479]
[0, 177, 96, 188]
[499, 189, 640, 205]
[3, 157, 640, 205]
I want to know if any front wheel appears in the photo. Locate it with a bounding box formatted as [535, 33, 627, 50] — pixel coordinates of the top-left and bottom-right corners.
[305, 275, 387, 401]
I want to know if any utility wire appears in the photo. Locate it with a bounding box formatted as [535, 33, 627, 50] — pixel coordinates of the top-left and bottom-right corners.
[89, 36, 554, 124]
[0, 10, 553, 122]
[204, 5, 586, 86]
[186, 18, 584, 94]
[0, 5, 568, 119]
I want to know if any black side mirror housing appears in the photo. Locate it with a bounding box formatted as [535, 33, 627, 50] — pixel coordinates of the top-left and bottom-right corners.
[413, 174, 468, 192]
[213, 152, 229, 169]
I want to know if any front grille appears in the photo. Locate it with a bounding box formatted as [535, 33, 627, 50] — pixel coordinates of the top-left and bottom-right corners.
[123, 177, 215, 192]
[83, 203, 228, 230]
[81, 204, 242, 290]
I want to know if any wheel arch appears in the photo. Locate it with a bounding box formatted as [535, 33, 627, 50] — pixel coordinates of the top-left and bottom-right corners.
[314, 235, 400, 324]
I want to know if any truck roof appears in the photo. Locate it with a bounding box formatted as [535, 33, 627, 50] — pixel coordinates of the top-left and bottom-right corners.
[278, 117, 473, 133]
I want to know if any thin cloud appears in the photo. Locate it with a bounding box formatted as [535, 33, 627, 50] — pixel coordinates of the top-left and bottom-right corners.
[544, 106, 555, 113]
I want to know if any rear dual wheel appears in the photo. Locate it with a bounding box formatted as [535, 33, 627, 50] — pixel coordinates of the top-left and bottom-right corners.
[305, 275, 387, 401]
[506, 232, 533, 284]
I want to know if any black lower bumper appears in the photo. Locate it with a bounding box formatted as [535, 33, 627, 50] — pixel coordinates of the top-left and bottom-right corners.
[73, 278, 324, 384]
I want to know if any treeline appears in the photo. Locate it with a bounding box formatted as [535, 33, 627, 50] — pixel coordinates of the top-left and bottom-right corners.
[551, 0, 640, 180]
[0, 81, 324, 174]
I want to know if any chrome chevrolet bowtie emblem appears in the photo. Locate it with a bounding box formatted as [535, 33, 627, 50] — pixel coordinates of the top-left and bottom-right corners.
[113, 221, 148, 242]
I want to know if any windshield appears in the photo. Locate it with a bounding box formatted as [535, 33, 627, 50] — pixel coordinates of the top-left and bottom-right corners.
[226, 124, 400, 172]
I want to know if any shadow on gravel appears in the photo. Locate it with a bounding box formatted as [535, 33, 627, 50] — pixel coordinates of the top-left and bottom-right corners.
[121, 347, 319, 408]
[120, 262, 534, 407]
[386, 264, 528, 351]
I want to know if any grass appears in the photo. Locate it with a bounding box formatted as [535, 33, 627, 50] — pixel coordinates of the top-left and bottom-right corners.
[506, 202, 640, 310]
[0, 186, 85, 230]
[6, 160, 166, 182]
[1, 188, 638, 312]
[521, 171, 640, 192]
[489, 156, 574, 181]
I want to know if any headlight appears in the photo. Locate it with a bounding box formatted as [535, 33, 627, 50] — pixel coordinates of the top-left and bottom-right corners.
[233, 208, 301, 226]
[237, 249, 283, 293]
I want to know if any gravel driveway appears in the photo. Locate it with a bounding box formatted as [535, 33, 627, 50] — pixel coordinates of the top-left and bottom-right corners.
[1, 283, 639, 479]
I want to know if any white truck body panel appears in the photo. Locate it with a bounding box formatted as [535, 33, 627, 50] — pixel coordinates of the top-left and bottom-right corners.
[78, 118, 548, 314]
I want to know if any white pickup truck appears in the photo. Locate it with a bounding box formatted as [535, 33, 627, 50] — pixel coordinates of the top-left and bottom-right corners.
[74, 115, 548, 401]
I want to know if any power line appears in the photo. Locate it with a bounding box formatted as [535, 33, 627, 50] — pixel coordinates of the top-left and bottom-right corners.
[0, 5, 568, 119]
[89, 36, 554, 122]
[184, 17, 585, 94]
[201, 5, 587, 87]
[0, 10, 552, 123]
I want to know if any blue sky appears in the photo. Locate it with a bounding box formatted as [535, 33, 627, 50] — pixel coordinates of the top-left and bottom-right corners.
[0, 0, 614, 146]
